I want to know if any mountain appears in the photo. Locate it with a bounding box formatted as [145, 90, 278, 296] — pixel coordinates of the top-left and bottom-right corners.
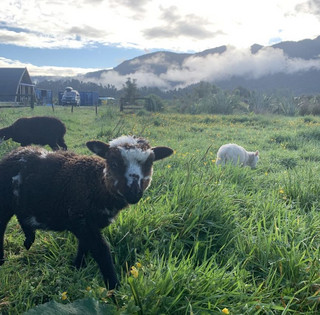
[84, 46, 228, 78]
[59, 36, 320, 95]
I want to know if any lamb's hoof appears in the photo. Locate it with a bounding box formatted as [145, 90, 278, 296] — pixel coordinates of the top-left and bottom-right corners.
[24, 239, 33, 250]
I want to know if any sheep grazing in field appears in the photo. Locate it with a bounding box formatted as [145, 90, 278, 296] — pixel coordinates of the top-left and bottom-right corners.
[0, 116, 67, 151]
[0, 135, 173, 290]
[216, 143, 259, 168]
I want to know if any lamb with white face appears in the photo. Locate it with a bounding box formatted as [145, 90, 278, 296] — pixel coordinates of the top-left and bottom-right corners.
[88, 135, 172, 205]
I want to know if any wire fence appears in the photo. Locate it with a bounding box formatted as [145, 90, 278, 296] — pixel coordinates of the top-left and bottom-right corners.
[0, 94, 35, 108]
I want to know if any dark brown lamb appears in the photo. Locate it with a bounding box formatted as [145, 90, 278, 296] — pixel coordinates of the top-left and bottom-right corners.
[0, 135, 173, 289]
[0, 116, 67, 150]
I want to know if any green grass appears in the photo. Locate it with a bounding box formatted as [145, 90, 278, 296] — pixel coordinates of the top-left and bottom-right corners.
[1, 106, 320, 314]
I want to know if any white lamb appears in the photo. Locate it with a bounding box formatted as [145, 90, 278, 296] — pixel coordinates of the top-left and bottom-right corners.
[216, 143, 259, 168]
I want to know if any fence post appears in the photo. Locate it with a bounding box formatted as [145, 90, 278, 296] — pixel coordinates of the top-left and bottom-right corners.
[30, 95, 34, 109]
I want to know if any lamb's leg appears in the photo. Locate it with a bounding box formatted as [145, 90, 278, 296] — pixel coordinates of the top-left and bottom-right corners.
[19, 221, 35, 250]
[23, 229, 35, 250]
[0, 215, 13, 265]
[49, 143, 60, 151]
[57, 138, 68, 150]
[73, 229, 118, 290]
[73, 241, 88, 269]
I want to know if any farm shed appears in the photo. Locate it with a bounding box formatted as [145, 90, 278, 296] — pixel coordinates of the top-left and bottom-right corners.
[0, 68, 35, 104]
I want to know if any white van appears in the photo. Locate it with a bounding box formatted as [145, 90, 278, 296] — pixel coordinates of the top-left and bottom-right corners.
[61, 87, 80, 106]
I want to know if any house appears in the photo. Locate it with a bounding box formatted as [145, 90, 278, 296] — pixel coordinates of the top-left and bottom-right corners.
[0, 67, 35, 105]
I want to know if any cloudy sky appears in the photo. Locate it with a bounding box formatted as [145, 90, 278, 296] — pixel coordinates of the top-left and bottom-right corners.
[0, 0, 319, 83]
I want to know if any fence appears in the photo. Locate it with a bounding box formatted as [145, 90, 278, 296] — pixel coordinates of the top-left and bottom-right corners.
[0, 94, 35, 108]
[120, 97, 151, 112]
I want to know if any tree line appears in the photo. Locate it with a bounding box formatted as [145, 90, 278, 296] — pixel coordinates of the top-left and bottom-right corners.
[36, 78, 320, 116]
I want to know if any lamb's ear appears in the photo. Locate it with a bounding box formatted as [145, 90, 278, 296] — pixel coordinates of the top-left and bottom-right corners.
[86, 140, 110, 158]
[255, 150, 259, 156]
[152, 146, 173, 161]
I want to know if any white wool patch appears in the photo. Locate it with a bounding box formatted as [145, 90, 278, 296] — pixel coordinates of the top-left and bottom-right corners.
[39, 148, 50, 159]
[12, 173, 22, 197]
[12, 174, 21, 184]
[28, 216, 42, 228]
[12, 148, 32, 157]
[109, 135, 141, 148]
[119, 147, 152, 164]
[13, 147, 50, 159]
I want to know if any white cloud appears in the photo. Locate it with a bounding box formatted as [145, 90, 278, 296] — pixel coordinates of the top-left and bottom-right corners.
[0, 0, 319, 52]
[0, 0, 319, 87]
[2, 40, 319, 90]
[158, 46, 320, 88]
[0, 57, 102, 77]
[81, 46, 320, 90]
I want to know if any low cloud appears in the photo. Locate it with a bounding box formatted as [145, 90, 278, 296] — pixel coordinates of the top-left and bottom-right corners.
[94, 46, 320, 90]
[2, 45, 320, 91]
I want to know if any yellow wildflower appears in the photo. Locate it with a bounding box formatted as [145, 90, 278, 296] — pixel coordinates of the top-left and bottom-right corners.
[279, 189, 284, 194]
[265, 172, 268, 175]
[222, 308, 230, 314]
[136, 262, 142, 269]
[130, 266, 139, 278]
[167, 165, 171, 168]
[61, 291, 68, 301]
[211, 159, 216, 163]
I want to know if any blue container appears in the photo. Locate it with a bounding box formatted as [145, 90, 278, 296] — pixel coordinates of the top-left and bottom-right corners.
[79, 91, 99, 106]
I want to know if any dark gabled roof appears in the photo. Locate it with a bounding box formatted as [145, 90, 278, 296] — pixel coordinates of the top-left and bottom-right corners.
[0, 68, 34, 98]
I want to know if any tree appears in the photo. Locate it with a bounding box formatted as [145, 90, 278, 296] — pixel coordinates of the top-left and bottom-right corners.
[122, 78, 139, 104]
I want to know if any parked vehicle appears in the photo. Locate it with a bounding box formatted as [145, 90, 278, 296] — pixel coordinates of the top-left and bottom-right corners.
[61, 87, 80, 106]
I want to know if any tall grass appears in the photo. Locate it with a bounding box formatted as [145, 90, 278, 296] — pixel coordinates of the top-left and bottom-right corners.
[1, 106, 320, 314]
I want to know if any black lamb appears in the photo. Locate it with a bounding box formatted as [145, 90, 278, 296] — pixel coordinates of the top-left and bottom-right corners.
[0, 116, 67, 150]
[0, 135, 173, 289]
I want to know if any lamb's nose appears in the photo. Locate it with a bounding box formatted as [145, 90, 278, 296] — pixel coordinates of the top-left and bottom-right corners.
[129, 174, 139, 180]
[126, 178, 143, 204]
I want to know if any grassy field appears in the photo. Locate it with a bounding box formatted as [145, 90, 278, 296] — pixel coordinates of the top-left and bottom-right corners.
[1, 106, 320, 314]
